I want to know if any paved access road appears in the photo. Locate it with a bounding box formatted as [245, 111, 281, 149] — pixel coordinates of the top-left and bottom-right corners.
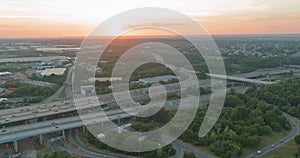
[46, 67, 73, 102]
[172, 139, 212, 158]
[247, 112, 299, 158]
[69, 129, 120, 158]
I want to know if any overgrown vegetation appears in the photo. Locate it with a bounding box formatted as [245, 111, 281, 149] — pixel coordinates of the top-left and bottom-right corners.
[131, 92, 290, 158]
[224, 55, 300, 75]
[84, 130, 176, 158]
[183, 152, 197, 158]
[247, 78, 300, 119]
[30, 73, 67, 85]
[2, 82, 55, 98]
[39, 150, 74, 158]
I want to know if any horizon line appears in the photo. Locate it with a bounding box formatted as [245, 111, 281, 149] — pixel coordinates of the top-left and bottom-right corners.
[0, 33, 300, 39]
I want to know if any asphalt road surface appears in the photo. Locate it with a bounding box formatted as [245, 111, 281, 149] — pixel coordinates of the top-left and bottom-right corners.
[172, 139, 212, 158]
[69, 129, 119, 158]
[46, 67, 73, 102]
[247, 112, 299, 158]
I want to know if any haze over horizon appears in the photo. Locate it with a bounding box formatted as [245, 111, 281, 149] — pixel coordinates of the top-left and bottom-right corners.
[0, 0, 299, 38]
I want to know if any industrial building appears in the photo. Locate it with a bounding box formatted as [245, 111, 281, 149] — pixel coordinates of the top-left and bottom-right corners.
[0, 72, 13, 85]
[0, 56, 69, 63]
[0, 72, 12, 76]
[0, 98, 8, 102]
[80, 85, 95, 96]
[40, 68, 66, 76]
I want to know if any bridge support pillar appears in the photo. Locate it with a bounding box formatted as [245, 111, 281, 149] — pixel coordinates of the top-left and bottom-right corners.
[82, 126, 86, 133]
[62, 130, 66, 143]
[13, 140, 18, 153]
[118, 118, 121, 125]
[62, 130, 65, 137]
[101, 122, 104, 128]
[39, 135, 43, 145]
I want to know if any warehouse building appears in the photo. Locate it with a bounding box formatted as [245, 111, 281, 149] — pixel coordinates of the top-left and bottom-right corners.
[40, 68, 66, 76]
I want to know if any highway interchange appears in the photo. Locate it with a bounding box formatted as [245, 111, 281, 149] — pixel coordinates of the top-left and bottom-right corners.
[1, 67, 300, 157]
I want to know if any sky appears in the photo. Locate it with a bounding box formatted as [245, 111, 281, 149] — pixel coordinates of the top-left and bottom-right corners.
[0, 0, 299, 38]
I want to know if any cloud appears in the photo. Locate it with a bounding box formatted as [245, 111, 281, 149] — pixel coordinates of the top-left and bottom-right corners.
[0, 24, 17, 28]
[0, 16, 45, 19]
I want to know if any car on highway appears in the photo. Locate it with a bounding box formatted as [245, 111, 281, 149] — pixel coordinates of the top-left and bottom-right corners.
[280, 140, 284, 143]
[257, 150, 261, 154]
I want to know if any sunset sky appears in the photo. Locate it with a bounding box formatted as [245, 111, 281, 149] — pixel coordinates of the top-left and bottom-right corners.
[0, 0, 299, 38]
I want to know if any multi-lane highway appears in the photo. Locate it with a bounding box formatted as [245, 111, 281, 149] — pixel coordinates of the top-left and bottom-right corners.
[0, 79, 211, 125]
[0, 92, 213, 145]
[0, 108, 134, 144]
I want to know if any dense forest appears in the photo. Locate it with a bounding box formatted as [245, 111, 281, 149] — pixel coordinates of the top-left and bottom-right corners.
[30, 73, 67, 85]
[2, 82, 55, 98]
[225, 55, 300, 75]
[84, 78, 300, 158]
[39, 150, 74, 158]
[247, 78, 300, 119]
[132, 91, 290, 158]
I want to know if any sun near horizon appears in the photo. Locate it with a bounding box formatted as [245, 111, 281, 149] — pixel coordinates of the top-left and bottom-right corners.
[0, 0, 299, 38]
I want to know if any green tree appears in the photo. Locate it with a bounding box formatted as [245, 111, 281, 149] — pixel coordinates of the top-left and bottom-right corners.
[43, 150, 74, 158]
[295, 135, 300, 145]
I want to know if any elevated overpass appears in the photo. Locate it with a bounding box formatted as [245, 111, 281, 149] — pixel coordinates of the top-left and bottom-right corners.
[207, 73, 276, 85]
[233, 68, 300, 78]
[0, 80, 211, 125]
[284, 65, 300, 69]
[0, 95, 203, 147]
[0, 108, 133, 144]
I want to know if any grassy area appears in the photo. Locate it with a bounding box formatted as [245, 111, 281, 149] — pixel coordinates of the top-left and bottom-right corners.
[183, 151, 197, 158]
[58, 87, 67, 99]
[74, 132, 138, 158]
[197, 146, 220, 158]
[36, 147, 52, 158]
[261, 139, 298, 158]
[240, 129, 292, 157]
[194, 129, 292, 158]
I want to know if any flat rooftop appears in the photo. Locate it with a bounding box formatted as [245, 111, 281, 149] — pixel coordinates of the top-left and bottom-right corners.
[0, 72, 11, 76]
[41, 68, 66, 76]
[0, 56, 68, 63]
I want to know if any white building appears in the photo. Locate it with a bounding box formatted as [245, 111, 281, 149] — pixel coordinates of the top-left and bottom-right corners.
[0, 98, 8, 102]
[80, 85, 95, 96]
[0, 72, 12, 76]
[40, 68, 66, 76]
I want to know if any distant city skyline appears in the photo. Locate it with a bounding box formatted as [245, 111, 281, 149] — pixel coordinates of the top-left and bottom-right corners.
[0, 0, 299, 38]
